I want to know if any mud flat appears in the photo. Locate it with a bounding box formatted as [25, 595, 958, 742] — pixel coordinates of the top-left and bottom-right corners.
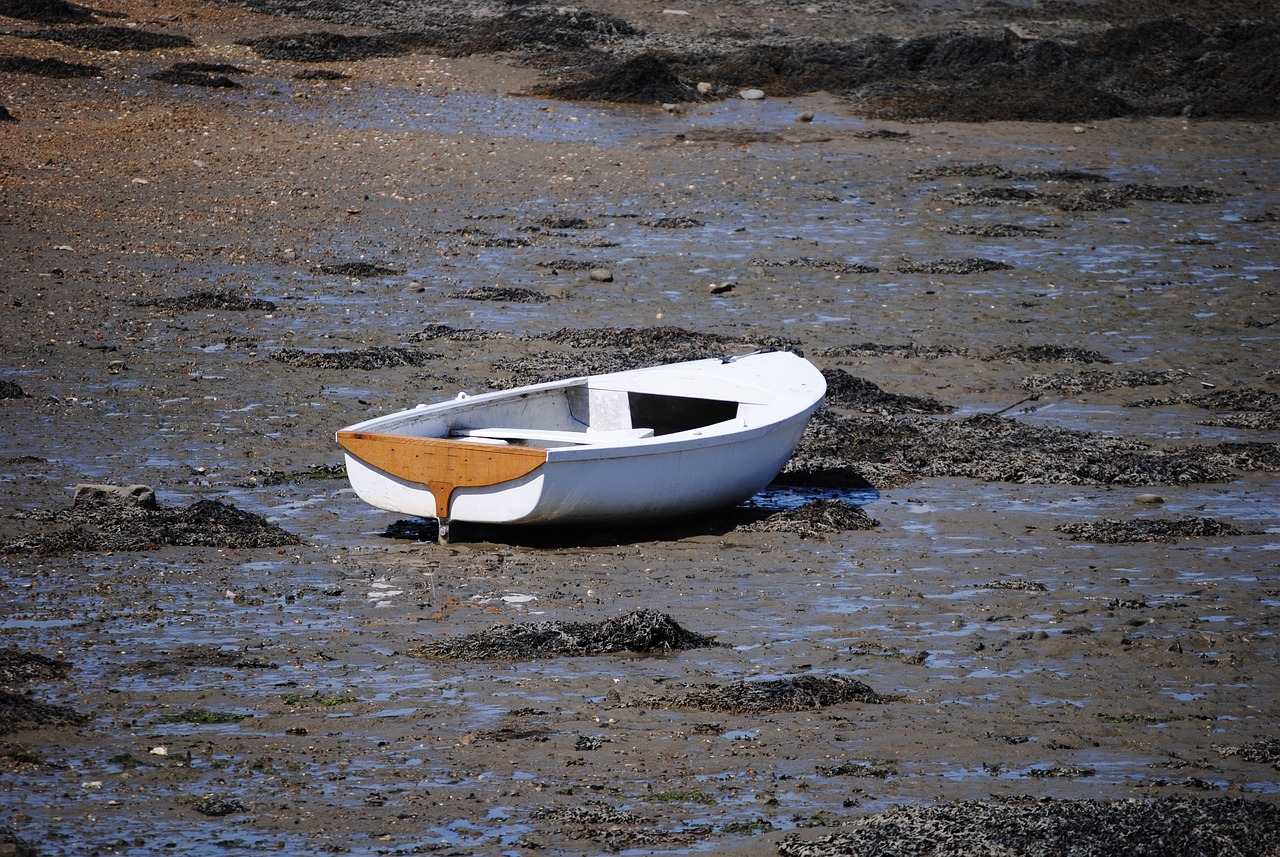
[1, 0, 1278, 853]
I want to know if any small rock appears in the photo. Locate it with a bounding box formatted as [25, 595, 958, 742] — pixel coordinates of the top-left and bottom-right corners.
[696, 81, 712, 94]
[588, 269, 614, 283]
[73, 483, 158, 509]
[708, 282, 735, 295]
[740, 89, 766, 100]
[1135, 493, 1165, 505]
[797, 111, 814, 123]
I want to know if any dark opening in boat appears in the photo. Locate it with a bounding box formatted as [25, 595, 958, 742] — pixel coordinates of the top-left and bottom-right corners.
[629, 392, 738, 436]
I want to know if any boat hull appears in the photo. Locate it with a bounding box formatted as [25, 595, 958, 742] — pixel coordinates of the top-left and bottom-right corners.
[343, 410, 810, 525]
[337, 351, 825, 532]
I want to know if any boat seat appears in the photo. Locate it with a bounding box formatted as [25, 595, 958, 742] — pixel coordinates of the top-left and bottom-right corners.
[450, 426, 655, 445]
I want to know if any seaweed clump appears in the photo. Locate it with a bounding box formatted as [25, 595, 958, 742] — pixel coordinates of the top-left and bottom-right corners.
[822, 370, 952, 415]
[2, 490, 299, 555]
[535, 51, 701, 104]
[20, 26, 193, 51]
[736, 499, 879, 538]
[129, 289, 276, 312]
[409, 609, 720, 661]
[0, 0, 95, 23]
[271, 346, 438, 370]
[1054, 516, 1256, 544]
[777, 797, 1280, 857]
[647, 674, 895, 714]
[239, 32, 407, 62]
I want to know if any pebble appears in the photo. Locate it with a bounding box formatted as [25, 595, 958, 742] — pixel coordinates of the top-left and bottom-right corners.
[697, 81, 712, 94]
[588, 268, 613, 282]
[1135, 493, 1164, 505]
[740, 88, 766, 100]
[797, 111, 814, 122]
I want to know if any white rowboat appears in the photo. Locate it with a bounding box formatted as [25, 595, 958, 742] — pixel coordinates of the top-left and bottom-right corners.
[337, 350, 826, 541]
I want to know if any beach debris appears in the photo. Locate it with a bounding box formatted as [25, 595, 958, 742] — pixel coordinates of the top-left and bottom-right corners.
[408, 609, 720, 660]
[915, 164, 1110, 183]
[128, 288, 277, 313]
[271, 346, 438, 370]
[986, 344, 1111, 364]
[822, 370, 953, 415]
[534, 51, 700, 104]
[446, 285, 550, 303]
[2, 490, 300, 556]
[940, 223, 1049, 237]
[1128, 386, 1280, 412]
[778, 797, 1280, 857]
[783, 409, 1275, 490]
[1021, 369, 1189, 394]
[814, 342, 964, 359]
[0, 380, 30, 399]
[896, 257, 1013, 274]
[645, 674, 895, 714]
[641, 216, 704, 228]
[748, 256, 880, 275]
[0, 0, 97, 23]
[0, 688, 87, 735]
[18, 25, 192, 51]
[736, 499, 878, 537]
[1054, 516, 1257, 544]
[0, 650, 71, 685]
[149, 64, 243, 88]
[0, 55, 101, 77]
[944, 182, 1226, 211]
[193, 796, 246, 817]
[1216, 738, 1280, 769]
[240, 32, 406, 61]
[315, 261, 401, 277]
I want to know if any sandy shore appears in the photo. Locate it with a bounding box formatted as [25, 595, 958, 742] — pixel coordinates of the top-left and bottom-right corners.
[1, 0, 1278, 853]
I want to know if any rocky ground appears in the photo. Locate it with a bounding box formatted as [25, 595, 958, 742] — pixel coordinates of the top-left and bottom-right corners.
[1, 0, 1278, 853]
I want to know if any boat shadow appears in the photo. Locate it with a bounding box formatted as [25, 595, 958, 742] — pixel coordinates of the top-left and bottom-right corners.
[377, 485, 881, 549]
[379, 509, 765, 548]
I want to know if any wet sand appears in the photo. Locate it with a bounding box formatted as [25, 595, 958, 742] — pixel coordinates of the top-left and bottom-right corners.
[1, 0, 1278, 853]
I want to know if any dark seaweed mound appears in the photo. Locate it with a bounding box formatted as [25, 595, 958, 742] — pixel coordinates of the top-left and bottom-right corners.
[0, 380, 30, 399]
[0, 688, 87, 735]
[0, 0, 95, 23]
[270, 346, 438, 370]
[735, 499, 879, 537]
[647, 674, 895, 714]
[239, 32, 407, 62]
[409, 609, 720, 660]
[2, 495, 300, 555]
[20, 26, 193, 51]
[778, 797, 1280, 857]
[1054, 516, 1256, 543]
[446, 286, 549, 303]
[823, 371, 953, 415]
[0, 650, 70, 684]
[315, 261, 401, 277]
[783, 410, 1277, 490]
[130, 289, 276, 312]
[0, 55, 101, 77]
[534, 51, 701, 104]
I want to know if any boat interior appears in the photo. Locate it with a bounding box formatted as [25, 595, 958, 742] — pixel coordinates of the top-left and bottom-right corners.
[406, 381, 749, 448]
